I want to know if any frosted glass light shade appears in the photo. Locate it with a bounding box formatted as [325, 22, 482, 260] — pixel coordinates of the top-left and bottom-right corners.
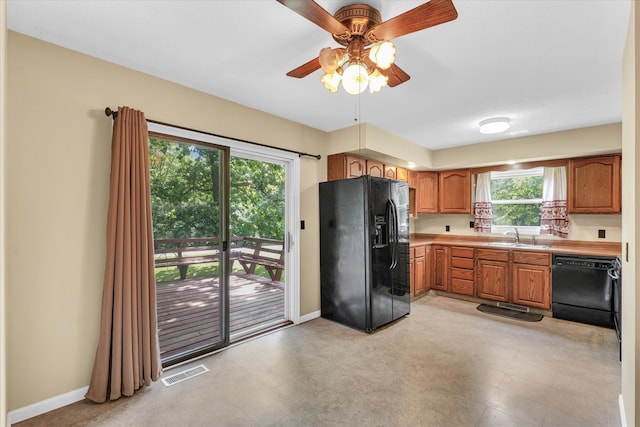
[321, 72, 342, 92]
[479, 117, 510, 134]
[319, 47, 345, 73]
[342, 63, 368, 95]
[368, 69, 388, 93]
[369, 41, 396, 70]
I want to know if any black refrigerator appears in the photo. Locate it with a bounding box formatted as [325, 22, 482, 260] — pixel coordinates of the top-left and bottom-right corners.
[319, 175, 410, 332]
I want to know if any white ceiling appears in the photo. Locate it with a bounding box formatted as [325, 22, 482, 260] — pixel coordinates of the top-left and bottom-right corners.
[6, 0, 632, 150]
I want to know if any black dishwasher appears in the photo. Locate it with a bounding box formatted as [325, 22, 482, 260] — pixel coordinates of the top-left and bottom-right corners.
[552, 254, 616, 329]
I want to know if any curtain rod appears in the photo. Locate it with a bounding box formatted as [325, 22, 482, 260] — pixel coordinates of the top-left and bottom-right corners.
[104, 107, 321, 160]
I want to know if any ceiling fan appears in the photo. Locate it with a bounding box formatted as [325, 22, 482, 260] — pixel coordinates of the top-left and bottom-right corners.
[276, 0, 458, 94]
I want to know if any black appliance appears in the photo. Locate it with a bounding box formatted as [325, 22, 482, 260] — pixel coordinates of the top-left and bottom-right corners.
[319, 176, 410, 332]
[552, 254, 616, 329]
[609, 257, 622, 360]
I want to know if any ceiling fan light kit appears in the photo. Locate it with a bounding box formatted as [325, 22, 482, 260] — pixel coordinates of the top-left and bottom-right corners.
[479, 117, 511, 134]
[278, 0, 458, 94]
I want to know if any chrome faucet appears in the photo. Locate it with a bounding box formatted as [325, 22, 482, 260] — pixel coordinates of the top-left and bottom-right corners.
[505, 228, 520, 245]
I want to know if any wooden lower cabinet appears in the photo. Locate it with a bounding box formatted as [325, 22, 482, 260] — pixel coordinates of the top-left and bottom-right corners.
[511, 251, 551, 309]
[432, 245, 450, 291]
[512, 263, 550, 309]
[450, 246, 474, 296]
[476, 249, 509, 302]
[410, 245, 430, 298]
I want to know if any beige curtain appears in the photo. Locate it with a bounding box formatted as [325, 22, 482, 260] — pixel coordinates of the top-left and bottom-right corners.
[473, 172, 493, 232]
[86, 106, 162, 403]
[540, 166, 569, 238]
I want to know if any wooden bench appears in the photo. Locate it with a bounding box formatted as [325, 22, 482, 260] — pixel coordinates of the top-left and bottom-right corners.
[154, 236, 284, 281]
[234, 237, 285, 282]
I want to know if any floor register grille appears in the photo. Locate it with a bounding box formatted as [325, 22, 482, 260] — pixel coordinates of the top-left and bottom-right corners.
[161, 364, 209, 387]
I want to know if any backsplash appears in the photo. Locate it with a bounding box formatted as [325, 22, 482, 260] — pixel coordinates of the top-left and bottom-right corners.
[410, 213, 622, 242]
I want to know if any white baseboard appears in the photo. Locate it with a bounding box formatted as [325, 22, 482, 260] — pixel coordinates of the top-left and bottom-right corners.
[7, 385, 88, 426]
[619, 394, 627, 427]
[298, 310, 320, 324]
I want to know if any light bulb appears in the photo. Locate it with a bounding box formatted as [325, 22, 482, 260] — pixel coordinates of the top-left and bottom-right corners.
[369, 41, 396, 70]
[341, 63, 368, 95]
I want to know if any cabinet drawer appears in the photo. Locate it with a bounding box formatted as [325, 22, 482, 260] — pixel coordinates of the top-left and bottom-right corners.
[451, 246, 474, 258]
[410, 248, 415, 259]
[477, 249, 509, 262]
[414, 245, 426, 258]
[451, 256, 474, 269]
[512, 251, 550, 266]
[451, 278, 474, 296]
[451, 267, 474, 281]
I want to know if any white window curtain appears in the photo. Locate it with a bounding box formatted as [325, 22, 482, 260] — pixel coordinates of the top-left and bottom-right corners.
[474, 172, 493, 232]
[540, 166, 569, 238]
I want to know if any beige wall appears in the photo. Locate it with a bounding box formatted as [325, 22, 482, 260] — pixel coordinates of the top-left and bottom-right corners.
[622, 1, 638, 425]
[432, 123, 622, 169]
[1, 3, 8, 427]
[412, 214, 622, 242]
[6, 32, 327, 411]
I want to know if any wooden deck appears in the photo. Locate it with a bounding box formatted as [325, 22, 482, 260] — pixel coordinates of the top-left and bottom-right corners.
[156, 272, 285, 361]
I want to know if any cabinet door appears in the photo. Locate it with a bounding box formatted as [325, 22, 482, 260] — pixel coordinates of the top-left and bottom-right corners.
[408, 170, 418, 188]
[414, 255, 426, 296]
[432, 246, 450, 291]
[417, 171, 438, 214]
[439, 169, 471, 213]
[396, 167, 408, 182]
[568, 155, 621, 213]
[384, 165, 397, 180]
[512, 264, 550, 309]
[477, 259, 508, 301]
[327, 153, 367, 181]
[409, 248, 416, 297]
[367, 160, 384, 177]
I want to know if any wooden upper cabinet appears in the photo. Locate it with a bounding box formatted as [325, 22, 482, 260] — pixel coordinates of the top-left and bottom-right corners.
[367, 159, 384, 177]
[327, 153, 366, 181]
[408, 170, 417, 188]
[384, 165, 397, 180]
[396, 167, 408, 182]
[416, 171, 438, 214]
[568, 155, 621, 214]
[439, 169, 471, 214]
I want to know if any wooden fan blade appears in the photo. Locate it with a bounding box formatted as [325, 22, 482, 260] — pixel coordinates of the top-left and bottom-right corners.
[368, 0, 458, 41]
[277, 0, 349, 35]
[379, 64, 410, 87]
[286, 57, 321, 78]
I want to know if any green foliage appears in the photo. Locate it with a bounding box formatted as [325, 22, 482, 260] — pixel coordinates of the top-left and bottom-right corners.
[490, 175, 543, 227]
[230, 157, 285, 240]
[149, 137, 285, 241]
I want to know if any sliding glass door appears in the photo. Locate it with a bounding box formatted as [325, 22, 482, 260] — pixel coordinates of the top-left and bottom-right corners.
[149, 133, 230, 366]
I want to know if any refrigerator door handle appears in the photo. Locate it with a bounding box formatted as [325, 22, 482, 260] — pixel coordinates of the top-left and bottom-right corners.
[386, 200, 395, 269]
[388, 199, 399, 269]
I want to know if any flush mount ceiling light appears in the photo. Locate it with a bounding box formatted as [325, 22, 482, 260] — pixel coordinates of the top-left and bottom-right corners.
[479, 117, 511, 134]
[278, 1, 459, 95]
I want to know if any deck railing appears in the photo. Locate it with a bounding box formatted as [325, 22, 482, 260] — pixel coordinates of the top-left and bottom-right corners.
[153, 236, 285, 281]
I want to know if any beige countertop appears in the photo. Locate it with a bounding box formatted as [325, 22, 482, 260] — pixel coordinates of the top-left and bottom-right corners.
[410, 233, 621, 258]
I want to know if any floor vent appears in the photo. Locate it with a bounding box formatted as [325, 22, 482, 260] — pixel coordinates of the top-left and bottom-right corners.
[161, 364, 209, 387]
[497, 302, 530, 312]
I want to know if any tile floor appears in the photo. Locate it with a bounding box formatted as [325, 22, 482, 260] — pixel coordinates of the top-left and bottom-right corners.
[17, 295, 621, 426]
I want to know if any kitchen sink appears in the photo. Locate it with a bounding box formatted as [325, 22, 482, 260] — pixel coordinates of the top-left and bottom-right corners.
[486, 242, 550, 249]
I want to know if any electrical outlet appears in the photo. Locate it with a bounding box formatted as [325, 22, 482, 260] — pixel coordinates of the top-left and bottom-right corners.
[300, 220, 305, 230]
[598, 229, 606, 239]
[445, 225, 450, 232]
[469, 221, 475, 228]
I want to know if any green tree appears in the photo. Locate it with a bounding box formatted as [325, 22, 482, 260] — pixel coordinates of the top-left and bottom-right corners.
[491, 175, 543, 226]
[149, 137, 284, 241]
